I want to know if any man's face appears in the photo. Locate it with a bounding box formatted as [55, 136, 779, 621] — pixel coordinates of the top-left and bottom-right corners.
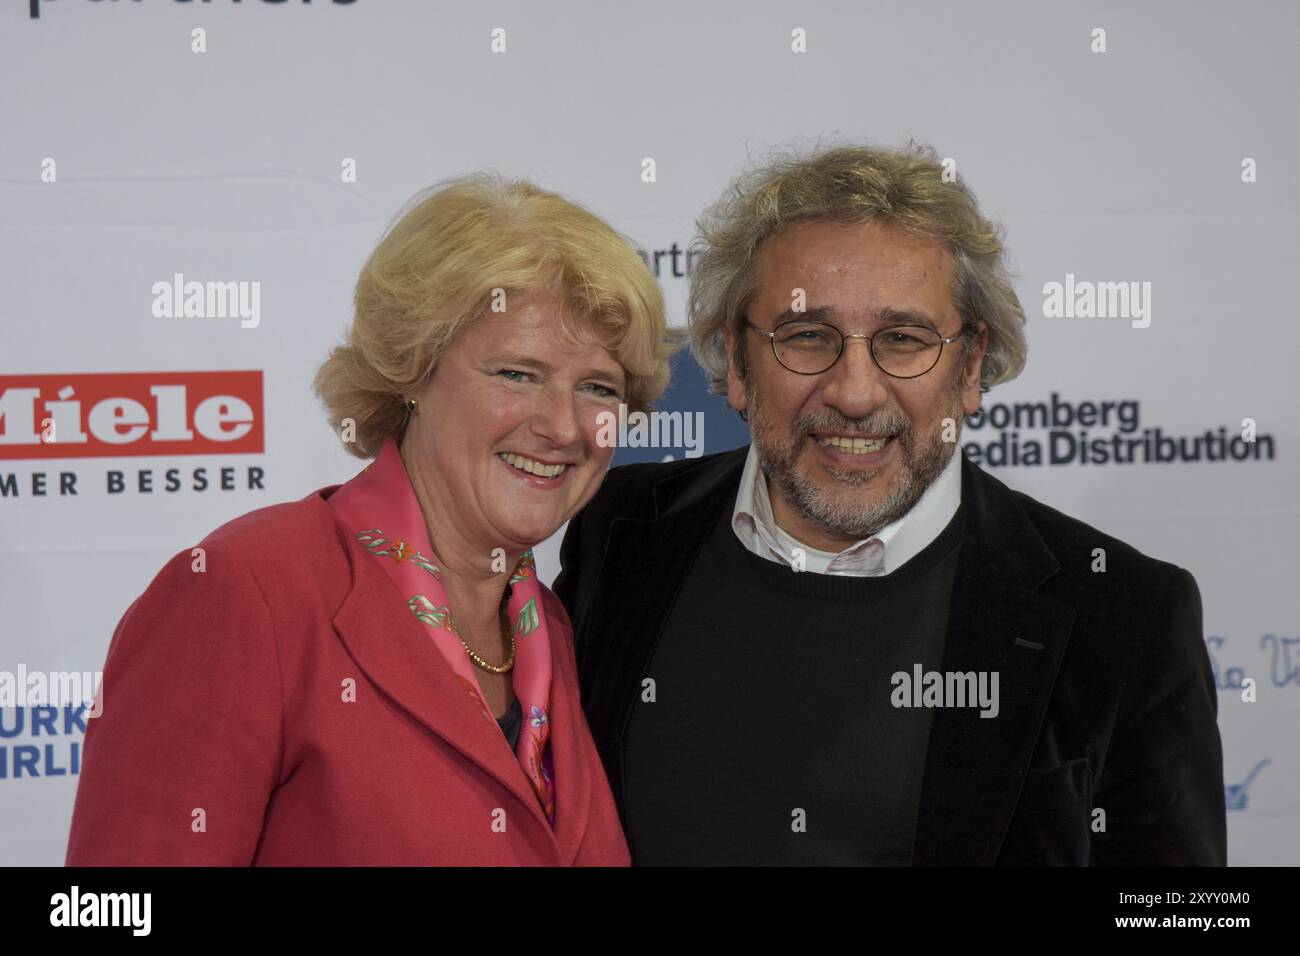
[725, 219, 987, 551]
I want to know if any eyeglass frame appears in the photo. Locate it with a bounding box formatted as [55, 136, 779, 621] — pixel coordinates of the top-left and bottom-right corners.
[742, 315, 977, 379]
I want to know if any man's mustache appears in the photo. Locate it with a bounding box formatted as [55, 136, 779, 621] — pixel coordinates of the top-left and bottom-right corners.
[791, 409, 914, 445]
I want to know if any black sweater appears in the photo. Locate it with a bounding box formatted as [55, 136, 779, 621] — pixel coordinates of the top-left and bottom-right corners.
[622, 503, 965, 865]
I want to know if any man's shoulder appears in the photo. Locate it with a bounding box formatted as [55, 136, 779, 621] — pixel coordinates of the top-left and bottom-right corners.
[585, 446, 749, 520]
[966, 459, 1190, 590]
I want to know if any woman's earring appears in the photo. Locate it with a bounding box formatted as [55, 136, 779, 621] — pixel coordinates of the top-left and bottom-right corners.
[406, 398, 417, 413]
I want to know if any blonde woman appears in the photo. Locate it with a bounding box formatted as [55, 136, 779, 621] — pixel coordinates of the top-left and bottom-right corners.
[67, 174, 674, 865]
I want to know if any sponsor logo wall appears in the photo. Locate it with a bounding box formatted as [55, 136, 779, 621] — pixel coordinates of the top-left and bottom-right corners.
[2, 1, 1295, 865]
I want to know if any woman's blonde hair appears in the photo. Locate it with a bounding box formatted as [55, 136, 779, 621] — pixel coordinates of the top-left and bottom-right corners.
[315, 173, 676, 458]
[688, 141, 1027, 392]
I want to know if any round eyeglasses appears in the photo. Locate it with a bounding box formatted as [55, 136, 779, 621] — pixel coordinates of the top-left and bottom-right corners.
[745, 317, 970, 378]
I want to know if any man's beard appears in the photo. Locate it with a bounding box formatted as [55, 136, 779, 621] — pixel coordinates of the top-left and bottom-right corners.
[747, 367, 966, 541]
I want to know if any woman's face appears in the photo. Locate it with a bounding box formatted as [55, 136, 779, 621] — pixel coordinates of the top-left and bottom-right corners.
[403, 292, 627, 558]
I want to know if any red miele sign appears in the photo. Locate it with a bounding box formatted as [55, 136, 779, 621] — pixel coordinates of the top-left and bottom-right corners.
[0, 371, 264, 460]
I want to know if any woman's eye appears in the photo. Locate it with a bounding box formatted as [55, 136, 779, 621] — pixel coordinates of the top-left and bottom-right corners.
[585, 383, 621, 399]
[498, 369, 532, 382]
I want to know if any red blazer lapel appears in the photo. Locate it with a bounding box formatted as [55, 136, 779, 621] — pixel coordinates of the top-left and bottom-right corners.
[330, 524, 559, 841]
[541, 592, 595, 864]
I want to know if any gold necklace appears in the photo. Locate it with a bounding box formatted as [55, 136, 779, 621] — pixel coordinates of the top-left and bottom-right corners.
[454, 599, 516, 674]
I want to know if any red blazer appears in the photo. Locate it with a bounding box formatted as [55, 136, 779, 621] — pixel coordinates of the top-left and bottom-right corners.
[65, 486, 630, 866]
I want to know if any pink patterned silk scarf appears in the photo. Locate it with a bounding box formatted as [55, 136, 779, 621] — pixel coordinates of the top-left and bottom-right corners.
[326, 436, 556, 825]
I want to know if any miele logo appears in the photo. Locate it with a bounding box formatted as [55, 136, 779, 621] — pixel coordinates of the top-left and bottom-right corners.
[0, 371, 264, 460]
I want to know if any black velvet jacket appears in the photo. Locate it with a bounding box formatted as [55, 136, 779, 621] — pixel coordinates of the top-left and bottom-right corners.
[553, 446, 1227, 865]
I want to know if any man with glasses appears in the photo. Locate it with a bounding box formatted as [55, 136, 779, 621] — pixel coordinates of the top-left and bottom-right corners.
[554, 143, 1226, 866]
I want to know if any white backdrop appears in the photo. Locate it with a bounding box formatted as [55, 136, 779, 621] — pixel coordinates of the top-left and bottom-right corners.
[2, 0, 1296, 866]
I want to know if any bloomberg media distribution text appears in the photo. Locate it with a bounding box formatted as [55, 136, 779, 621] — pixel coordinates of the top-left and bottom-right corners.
[963, 393, 1275, 467]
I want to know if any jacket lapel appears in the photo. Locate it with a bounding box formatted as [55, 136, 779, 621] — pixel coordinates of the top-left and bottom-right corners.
[543, 598, 596, 864]
[910, 458, 1077, 865]
[328, 511, 560, 842]
[579, 450, 747, 793]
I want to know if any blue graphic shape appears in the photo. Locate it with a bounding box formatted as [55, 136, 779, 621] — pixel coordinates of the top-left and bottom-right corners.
[612, 350, 750, 466]
[1225, 759, 1271, 811]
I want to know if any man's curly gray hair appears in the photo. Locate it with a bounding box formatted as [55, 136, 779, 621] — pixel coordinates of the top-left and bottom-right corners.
[687, 141, 1027, 393]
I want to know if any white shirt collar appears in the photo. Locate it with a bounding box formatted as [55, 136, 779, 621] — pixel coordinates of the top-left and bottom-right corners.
[731, 442, 962, 576]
